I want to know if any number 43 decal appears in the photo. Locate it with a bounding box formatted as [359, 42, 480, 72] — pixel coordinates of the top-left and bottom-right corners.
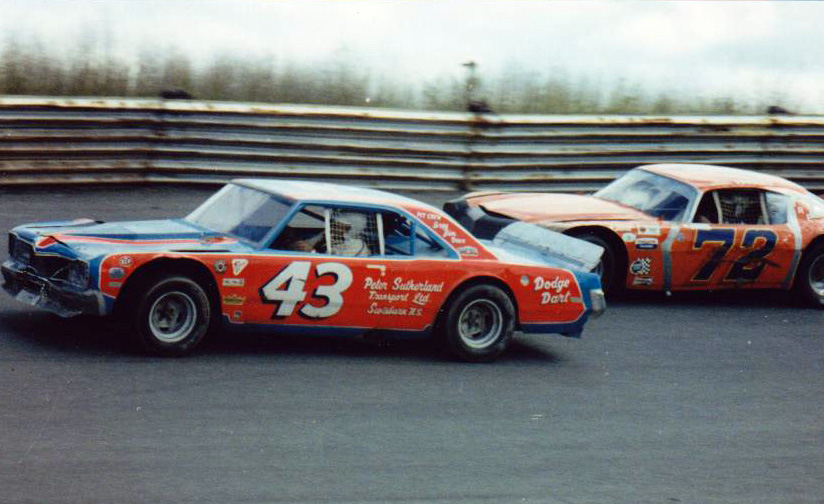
[692, 228, 777, 282]
[260, 261, 353, 319]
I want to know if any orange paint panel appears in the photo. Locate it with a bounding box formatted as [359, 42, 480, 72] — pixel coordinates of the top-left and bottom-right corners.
[214, 256, 588, 330]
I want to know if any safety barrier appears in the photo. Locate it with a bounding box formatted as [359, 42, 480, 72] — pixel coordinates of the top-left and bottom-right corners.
[1, 96, 824, 192]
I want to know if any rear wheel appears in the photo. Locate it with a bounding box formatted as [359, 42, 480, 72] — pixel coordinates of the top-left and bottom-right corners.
[794, 242, 824, 307]
[439, 284, 515, 362]
[133, 275, 212, 356]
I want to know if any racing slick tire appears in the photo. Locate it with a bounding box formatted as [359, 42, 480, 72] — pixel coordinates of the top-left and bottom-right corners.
[794, 241, 824, 307]
[439, 284, 515, 363]
[568, 231, 621, 295]
[133, 275, 212, 356]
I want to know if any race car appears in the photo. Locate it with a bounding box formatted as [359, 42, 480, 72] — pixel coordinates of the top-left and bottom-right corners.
[445, 163, 824, 306]
[2, 179, 605, 361]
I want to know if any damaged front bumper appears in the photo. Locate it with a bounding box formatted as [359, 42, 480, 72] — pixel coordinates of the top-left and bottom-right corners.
[2, 260, 104, 317]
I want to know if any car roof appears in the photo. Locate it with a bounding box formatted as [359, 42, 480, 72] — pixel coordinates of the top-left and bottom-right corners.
[233, 178, 431, 208]
[639, 163, 807, 193]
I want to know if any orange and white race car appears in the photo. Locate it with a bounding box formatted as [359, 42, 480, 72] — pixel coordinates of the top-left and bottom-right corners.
[445, 163, 824, 305]
[2, 179, 605, 362]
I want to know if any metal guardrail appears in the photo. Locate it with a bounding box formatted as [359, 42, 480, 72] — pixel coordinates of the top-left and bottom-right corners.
[1, 96, 824, 192]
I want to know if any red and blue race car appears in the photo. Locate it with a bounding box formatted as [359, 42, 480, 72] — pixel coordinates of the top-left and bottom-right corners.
[2, 180, 605, 361]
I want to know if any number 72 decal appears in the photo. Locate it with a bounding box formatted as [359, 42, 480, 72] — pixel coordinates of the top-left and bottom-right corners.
[260, 261, 353, 319]
[692, 228, 777, 282]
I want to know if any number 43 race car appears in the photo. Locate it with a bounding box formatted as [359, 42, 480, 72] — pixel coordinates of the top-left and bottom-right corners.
[445, 163, 824, 306]
[2, 180, 606, 362]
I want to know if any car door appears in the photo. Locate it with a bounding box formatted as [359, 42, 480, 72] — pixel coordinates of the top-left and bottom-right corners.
[245, 204, 454, 333]
[668, 189, 798, 290]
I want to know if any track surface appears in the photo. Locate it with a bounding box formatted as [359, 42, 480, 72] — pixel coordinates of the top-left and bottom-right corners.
[0, 186, 822, 504]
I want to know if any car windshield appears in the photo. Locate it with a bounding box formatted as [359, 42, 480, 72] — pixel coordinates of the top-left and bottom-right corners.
[185, 184, 293, 244]
[595, 169, 697, 221]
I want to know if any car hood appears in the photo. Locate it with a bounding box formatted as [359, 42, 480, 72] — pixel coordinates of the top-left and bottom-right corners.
[11, 218, 249, 258]
[475, 193, 654, 223]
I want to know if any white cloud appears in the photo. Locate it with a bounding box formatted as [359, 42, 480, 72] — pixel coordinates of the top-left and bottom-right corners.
[1, 0, 823, 111]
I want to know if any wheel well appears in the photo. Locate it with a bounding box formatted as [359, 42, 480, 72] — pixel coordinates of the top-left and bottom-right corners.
[565, 225, 628, 280]
[792, 235, 824, 289]
[436, 276, 520, 329]
[114, 257, 221, 318]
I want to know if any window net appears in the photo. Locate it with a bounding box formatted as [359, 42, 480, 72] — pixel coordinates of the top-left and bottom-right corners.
[718, 192, 764, 224]
[329, 210, 379, 256]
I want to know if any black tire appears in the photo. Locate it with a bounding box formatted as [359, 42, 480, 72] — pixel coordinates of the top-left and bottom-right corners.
[133, 275, 212, 356]
[569, 231, 621, 295]
[439, 284, 515, 362]
[794, 242, 824, 307]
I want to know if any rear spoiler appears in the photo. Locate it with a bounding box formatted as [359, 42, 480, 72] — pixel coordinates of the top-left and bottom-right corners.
[443, 197, 603, 272]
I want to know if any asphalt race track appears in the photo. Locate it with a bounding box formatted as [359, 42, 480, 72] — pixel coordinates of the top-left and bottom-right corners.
[0, 186, 822, 504]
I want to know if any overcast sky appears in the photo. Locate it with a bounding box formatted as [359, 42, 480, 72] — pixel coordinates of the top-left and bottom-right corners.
[1, 0, 823, 112]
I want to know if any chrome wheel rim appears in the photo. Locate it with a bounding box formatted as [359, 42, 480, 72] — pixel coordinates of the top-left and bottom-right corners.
[149, 291, 197, 343]
[457, 299, 503, 349]
[808, 255, 824, 298]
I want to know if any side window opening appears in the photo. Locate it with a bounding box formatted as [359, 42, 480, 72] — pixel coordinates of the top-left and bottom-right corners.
[380, 211, 450, 258]
[329, 209, 379, 256]
[765, 192, 789, 225]
[693, 193, 720, 224]
[716, 190, 767, 225]
[413, 225, 449, 257]
[271, 206, 451, 258]
[271, 205, 380, 257]
[382, 212, 413, 256]
[270, 204, 327, 252]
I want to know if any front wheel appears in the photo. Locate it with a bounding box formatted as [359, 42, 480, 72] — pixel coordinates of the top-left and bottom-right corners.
[439, 284, 515, 362]
[133, 276, 212, 356]
[569, 231, 621, 295]
[794, 242, 824, 307]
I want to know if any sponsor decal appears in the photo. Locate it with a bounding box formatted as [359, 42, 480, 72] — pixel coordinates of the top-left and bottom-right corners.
[637, 225, 661, 236]
[108, 281, 123, 288]
[214, 259, 227, 274]
[412, 293, 431, 306]
[223, 294, 245, 306]
[635, 237, 659, 250]
[232, 310, 243, 320]
[533, 275, 573, 305]
[368, 303, 424, 317]
[416, 211, 467, 247]
[223, 278, 245, 287]
[108, 267, 125, 279]
[415, 211, 442, 221]
[392, 278, 444, 292]
[458, 246, 478, 256]
[632, 276, 654, 286]
[433, 221, 466, 245]
[520, 275, 529, 286]
[118, 256, 133, 267]
[231, 258, 249, 276]
[622, 232, 637, 243]
[361, 274, 442, 317]
[630, 258, 652, 276]
[676, 232, 686, 242]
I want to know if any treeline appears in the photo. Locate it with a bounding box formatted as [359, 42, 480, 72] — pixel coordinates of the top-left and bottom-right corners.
[0, 35, 794, 115]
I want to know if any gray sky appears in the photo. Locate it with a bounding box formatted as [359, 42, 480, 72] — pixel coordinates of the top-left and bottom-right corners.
[1, 0, 823, 111]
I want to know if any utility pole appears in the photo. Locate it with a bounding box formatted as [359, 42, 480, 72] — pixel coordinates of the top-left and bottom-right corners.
[463, 61, 478, 107]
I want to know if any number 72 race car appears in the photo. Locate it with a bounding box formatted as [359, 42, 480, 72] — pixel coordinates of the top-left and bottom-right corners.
[445, 163, 824, 306]
[2, 180, 605, 362]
